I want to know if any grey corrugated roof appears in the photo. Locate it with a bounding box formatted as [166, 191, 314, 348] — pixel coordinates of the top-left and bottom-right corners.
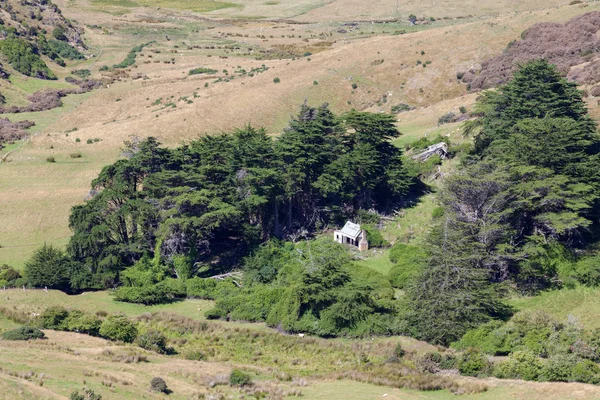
[339, 221, 361, 239]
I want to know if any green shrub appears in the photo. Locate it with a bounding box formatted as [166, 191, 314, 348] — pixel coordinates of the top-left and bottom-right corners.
[452, 320, 505, 354]
[186, 277, 225, 299]
[273, 77, 281, 83]
[46, 156, 56, 163]
[391, 103, 412, 114]
[99, 314, 138, 343]
[1, 326, 45, 340]
[439, 354, 458, 369]
[229, 369, 252, 386]
[70, 152, 82, 158]
[150, 377, 168, 393]
[52, 25, 68, 41]
[0, 265, 22, 286]
[541, 354, 579, 382]
[570, 359, 600, 384]
[204, 307, 225, 320]
[136, 330, 168, 354]
[493, 350, 543, 381]
[113, 285, 169, 305]
[459, 106, 467, 114]
[458, 348, 489, 377]
[64, 310, 102, 336]
[156, 278, 187, 298]
[189, 67, 217, 75]
[437, 112, 456, 125]
[351, 83, 358, 89]
[362, 225, 389, 248]
[40, 306, 70, 329]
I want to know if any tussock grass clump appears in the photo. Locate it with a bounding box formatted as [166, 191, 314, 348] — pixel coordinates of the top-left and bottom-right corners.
[230, 369, 252, 386]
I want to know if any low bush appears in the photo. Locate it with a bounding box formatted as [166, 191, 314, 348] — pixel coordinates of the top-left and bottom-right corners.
[391, 103, 412, 114]
[64, 310, 102, 336]
[113, 285, 169, 305]
[274, 77, 281, 83]
[0, 264, 22, 287]
[150, 377, 168, 393]
[437, 112, 456, 125]
[493, 350, 544, 381]
[99, 314, 138, 343]
[70, 152, 82, 158]
[136, 330, 168, 354]
[458, 348, 489, 377]
[362, 225, 388, 248]
[540, 353, 579, 382]
[189, 67, 217, 75]
[414, 352, 442, 373]
[229, 369, 252, 386]
[204, 307, 225, 320]
[1, 326, 45, 341]
[40, 306, 70, 329]
[570, 359, 600, 384]
[46, 156, 56, 163]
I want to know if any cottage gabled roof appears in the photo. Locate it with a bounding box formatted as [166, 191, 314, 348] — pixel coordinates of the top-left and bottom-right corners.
[338, 221, 362, 239]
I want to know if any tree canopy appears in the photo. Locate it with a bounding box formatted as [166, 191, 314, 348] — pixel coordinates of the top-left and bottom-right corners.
[408, 59, 600, 345]
[65, 104, 413, 290]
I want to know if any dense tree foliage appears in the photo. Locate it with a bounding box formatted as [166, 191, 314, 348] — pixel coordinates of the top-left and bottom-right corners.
[24, 244, 72, 290]
[0, 38, 56, 79]
[208, 238, 401, 337]
[408, 60, 600, 345]
[65, 105, 412, 289]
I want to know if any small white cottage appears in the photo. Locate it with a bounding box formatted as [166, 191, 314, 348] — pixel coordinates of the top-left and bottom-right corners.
[334, 221, 369, 251]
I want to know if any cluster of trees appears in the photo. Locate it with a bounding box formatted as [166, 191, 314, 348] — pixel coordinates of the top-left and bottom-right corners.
[206, 238, 402, 337]
[408, 60, 600, 345]
[0, 37, 56, 79]
[61, 105, 413, 290]
[0, 14, 83, 79]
